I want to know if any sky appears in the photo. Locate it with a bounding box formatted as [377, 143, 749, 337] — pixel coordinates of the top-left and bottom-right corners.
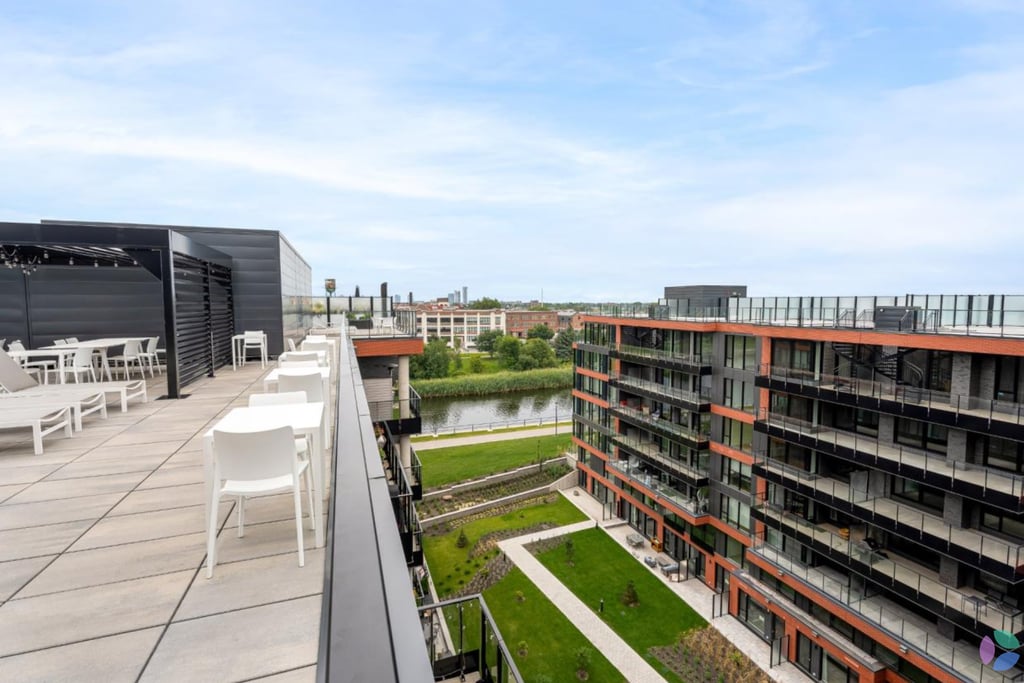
[0, 1, 1022, 302]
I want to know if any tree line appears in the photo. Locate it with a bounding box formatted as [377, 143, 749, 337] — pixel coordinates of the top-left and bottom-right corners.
[410, 324, 578, 380]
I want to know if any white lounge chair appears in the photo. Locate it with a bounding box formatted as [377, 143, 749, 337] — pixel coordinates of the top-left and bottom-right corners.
[0, 404, 74, 454]
[0, 348, 146, 416]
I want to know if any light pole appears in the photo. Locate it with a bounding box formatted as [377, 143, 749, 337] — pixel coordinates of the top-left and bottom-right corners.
[325, 278, 335, 327]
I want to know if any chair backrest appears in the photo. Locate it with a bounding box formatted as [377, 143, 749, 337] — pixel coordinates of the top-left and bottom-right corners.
[213, 426, 296, 481]
[53, 339, 67, 346]
[66, 337, 79, 343]
[302, 341, 330, 356]
[244, 330, 264, 340]
[282, 351, 319, 364]
[248, 391, 308, 407]
[146, 337, 159, 352]
[0, 348, 39, 392]
[9, 340, 25, 352]
[73, 347, 94, 368]
[122, 340, 142, 357]
[279, 360, 320, 369]
[277, 370, 324, 403]
[287, 338, 297, 352]
[305, 335, 327, 342]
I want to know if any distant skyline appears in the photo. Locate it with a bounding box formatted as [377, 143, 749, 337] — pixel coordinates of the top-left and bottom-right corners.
[1, 2, 1022, 301]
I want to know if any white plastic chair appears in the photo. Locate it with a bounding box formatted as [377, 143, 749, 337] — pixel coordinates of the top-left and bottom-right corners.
[278, 351, 322, 367]
[287, 338, 297, 352]
[301, 341, 331, 367]
[206, 425, 311, 578]
[277, 370, 328, 444]
[242, 331, 267, 368]
[138, 337, 160, 376]
[53, 339, 67, 346]
[66, 337, 79, 343]
[109, 340, 146, 379]
[64, 347, 98, 383]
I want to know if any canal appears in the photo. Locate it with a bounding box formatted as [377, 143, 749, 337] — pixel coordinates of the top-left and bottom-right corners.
[419, 388, 572, 434]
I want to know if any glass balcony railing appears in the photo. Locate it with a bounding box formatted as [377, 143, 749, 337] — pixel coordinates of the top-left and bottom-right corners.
[759, 364, 1024, 428]
[753, 455, 1024, 580]
[612, 343, 712, 369]
[609, 372, 711, 408]
[611, 404, 709, 447]
[606, 456, 708, 518]
[611, 433, 709, 483]
[757, 408, 1024, 509]
[748, 534, 1021, 683]
[754, 500, 1024, 634]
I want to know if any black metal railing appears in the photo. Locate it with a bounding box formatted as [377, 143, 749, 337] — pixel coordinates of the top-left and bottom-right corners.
[419, 595, 524, 683]
[610, 343, 713, 373]
[610, 404, 710, 449]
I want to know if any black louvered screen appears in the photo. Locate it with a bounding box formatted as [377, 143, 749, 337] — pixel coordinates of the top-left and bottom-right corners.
[174, 254, 213, 387]
[209, 263, 234, 369]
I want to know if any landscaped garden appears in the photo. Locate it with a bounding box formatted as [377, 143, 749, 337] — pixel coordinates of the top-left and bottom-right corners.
[416, 462, 571, 519]
[419, 433, 571, 490]
[534, 528, 769, 683]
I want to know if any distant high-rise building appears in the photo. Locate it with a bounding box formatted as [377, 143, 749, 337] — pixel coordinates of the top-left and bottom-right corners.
[463, 286, 469, 306]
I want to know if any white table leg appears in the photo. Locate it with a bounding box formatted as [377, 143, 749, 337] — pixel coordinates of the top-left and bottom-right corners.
[310, 421, 324, 548]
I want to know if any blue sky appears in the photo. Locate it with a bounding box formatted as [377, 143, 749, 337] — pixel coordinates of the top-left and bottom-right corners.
[0, 1, 1021, 302]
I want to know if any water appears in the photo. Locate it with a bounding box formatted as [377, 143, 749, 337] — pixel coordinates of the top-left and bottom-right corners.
[419, 388, 572, 433]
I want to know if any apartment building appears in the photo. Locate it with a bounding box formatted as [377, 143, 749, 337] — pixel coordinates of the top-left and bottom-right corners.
[572, 287, 1024, 683]
[505, 309, 558, 338]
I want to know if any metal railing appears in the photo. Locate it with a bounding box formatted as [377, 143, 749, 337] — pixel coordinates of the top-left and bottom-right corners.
[613, 343, 713, 368]
[381, 422, 423, 500]
[753, 455, 1024, 578]
[611, 433, 709, 482]
[757, 408, 1024, 506]
[609, 372, 711, 407]
[419, 595, 524, 683]
[420, 412, 571, 437]
[748, 532, 1019, 683]
[754, 499, 1024, 634]
[605, 457, 709, 517]
[611, 404, 710, 446]
[759, 364, 1024, 427]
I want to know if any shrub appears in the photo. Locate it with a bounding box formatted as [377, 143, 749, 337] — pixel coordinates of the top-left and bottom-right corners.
[621, 580, 639, 607]
[517, 640, 529, 657]
[456, 529, 468, 548]
[575, 647, 592, 680]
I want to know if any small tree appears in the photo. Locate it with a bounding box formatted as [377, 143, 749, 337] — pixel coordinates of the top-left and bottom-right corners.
[575, 647, 592, 680]
[565, 537, 575, 567]
[456, 529, 468, 548]
[468, 355, 484, 373]
[553, 329, 578, 362]
[621, 580, 639, 607]
[526, 323, 555, 340]
[410, 337, 450, 379]
[518, 338, 557, 370]
[468, 296, 502, 310]
[495, 335, 522, 369]
[514, 589, 525, 603]
[474, 329, 503, 356]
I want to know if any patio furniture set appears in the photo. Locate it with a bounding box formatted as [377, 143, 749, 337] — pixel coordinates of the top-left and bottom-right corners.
[204, 332, 336, 577]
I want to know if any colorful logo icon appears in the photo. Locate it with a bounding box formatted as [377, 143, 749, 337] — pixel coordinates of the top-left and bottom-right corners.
[980, 630, 1021, 671]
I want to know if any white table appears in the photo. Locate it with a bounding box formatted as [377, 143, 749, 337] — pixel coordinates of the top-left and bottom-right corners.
[41, 338, 149, 382]
[263, 367, 331, 445]
[231, 332, 268, 370]
[202, 402, 326, 548]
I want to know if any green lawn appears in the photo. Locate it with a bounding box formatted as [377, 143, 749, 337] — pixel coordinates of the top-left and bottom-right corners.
[420, 433, 571, 489]
[483, 569, 626, 682]
[536, 528, 706, 683]
[449, 353, 502, 375]
[423, 495, 586, 597]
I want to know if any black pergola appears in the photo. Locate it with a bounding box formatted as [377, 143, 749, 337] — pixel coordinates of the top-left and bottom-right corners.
[0, 221, 235, 398]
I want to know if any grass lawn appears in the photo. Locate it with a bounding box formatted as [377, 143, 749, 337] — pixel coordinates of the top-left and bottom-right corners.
[423, 495, 586, 597]
[449, 353, 503, 375]
[420, 433, 572, 490]
[412, 422, 572, 443]
[537, 528, 706, 683]
[483, 569, 626, 682]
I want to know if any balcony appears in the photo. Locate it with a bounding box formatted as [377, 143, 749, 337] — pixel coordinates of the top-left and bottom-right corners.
[369, 386, 423, 437]
[753, 500, 1024, 636]
[757, 364, 1024, 440]
[611, 432, 709, 486]
[609, 372, 711, 412]
[747, 538, 1020, 683]
[755, 409, 1024, 512]
[753, 456, 1024, 582]
[606, 457, 709, 520]
[610, 343, 713, 375]
[610, 404, 709, 450]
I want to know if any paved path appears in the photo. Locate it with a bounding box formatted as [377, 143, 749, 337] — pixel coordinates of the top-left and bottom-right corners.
[499, 520, 669, 683]
[412, 425, 568, 451]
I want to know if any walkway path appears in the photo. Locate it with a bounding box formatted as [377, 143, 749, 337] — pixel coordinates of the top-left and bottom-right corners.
[412, 425, 567, 451]
[499, 520, 669, 683]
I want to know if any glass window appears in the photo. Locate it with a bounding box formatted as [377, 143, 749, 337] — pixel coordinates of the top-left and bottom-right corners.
[725, 335, 756, 370]
[721, 417, 753, 451]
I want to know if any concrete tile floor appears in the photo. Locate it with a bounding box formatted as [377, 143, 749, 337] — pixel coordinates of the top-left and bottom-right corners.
[0, 364, 325, 682]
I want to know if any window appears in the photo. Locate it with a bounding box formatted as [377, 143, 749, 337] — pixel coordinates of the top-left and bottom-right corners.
[721, 417, 753, 451]
[894, 417, 948, 454]
[981, 507, 1024, 543]
[772, 339, 815, 373]
[725, 335, 756, 370]
[723, 378, 755, 413]
[737, 592, 770, 640]
[892, 477, 944, 513]
[996, 356, 1021, 403]
[724, 458, 752, 492]
[719, 494, 751, 532]
[983, 436, 1024, 474]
